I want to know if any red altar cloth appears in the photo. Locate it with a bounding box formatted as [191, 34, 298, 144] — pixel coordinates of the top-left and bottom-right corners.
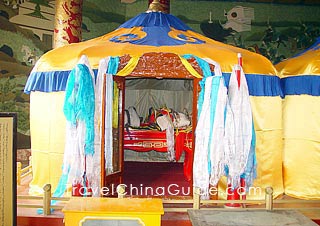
[124, 129, 193, 181]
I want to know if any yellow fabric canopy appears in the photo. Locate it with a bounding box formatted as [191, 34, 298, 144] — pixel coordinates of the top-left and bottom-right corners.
[32, 29, 276, 75]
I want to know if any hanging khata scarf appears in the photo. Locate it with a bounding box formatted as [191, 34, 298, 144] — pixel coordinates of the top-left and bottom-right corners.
[62, 55, 95, 186]
[193, 58, 229, 198]
[206, 77, 223, 174]
[201, 58, 229, 186]
[46, 56, 95, 213]
[193, 76, 213, 199]
[88, 57, 111, 196]
[63, 57, 95, 156]
[208, 75, 228, 187]
[104, 57, 118, 174]
[242, 123, 257, 190]
[224, 65, 254, 189]
[182, 54, 212, 118]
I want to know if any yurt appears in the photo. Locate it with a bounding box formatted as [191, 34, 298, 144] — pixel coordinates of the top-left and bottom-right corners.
[24, 2, 283, 199]
[276, 38, 320, 199]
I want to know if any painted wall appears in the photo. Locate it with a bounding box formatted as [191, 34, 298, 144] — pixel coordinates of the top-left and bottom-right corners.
[0, 0, 320, 147]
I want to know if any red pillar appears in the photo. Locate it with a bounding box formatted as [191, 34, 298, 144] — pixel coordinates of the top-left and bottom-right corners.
[53, 0, 83, 48]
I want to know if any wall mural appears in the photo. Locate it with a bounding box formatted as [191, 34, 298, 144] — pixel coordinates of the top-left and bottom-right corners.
[0, 0, 320, 148]
[199, 5, 320, 64]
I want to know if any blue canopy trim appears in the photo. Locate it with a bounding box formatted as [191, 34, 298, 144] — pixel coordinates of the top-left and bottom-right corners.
[223, 73, 283, 97]
[24, 70, 283, 97]
[281, 75, 320, 96]
[24, 70, 70, 94]
[24, 70, 99, 94]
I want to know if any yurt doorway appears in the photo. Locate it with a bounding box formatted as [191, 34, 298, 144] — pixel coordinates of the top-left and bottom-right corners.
[122, 77, 194, 197]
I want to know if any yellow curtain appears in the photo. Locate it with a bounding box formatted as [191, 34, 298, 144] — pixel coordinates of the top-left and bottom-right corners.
[282, 95, 320, 199]
[29, 92, 66, 195]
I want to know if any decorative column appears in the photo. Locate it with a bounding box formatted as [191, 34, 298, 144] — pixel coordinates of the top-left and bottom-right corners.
[148, 0, 170, 14]
[53, 0, 83, 48]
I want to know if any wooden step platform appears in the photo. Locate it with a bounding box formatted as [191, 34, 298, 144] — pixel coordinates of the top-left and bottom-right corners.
[17, 162, 320, 226]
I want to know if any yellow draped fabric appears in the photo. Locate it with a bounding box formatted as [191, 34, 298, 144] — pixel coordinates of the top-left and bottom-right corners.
[116, 56, 140, 76]
[276, 52, 320, 78]
[29, 92, 66, 195]
[276, 40, 320, 199]
[178, 56, 202, 78]
[282, 95, 320, 199]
